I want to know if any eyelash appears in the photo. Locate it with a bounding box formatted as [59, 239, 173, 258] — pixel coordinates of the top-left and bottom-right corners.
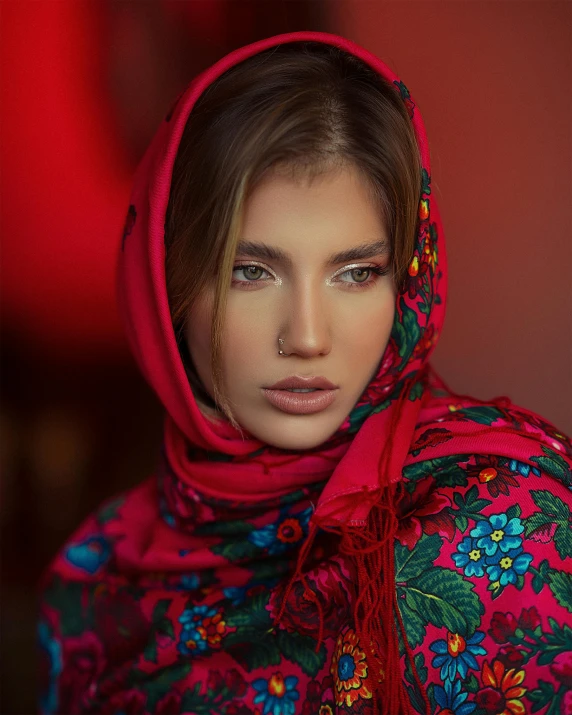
[231, 263, 390, 291]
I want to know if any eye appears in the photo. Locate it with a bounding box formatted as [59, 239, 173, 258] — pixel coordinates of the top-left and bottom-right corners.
[335, 265, 390, 290]
[231, 262, 390, 290]
[232, 264, 271, 283]
[340, 267, 372, 284]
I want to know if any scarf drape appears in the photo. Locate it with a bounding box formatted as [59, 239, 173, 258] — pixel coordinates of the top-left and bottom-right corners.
[38, 31, 572, 715]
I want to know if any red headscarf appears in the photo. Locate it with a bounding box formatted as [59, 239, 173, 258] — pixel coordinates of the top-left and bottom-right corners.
[38, 31, 572, 715]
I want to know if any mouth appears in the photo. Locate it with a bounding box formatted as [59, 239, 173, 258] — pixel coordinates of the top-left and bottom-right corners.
[262, 387, 338, 415]
[265, 375, 338, 391]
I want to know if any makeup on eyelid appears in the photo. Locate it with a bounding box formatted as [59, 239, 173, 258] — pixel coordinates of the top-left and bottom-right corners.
[231, 262, 391, 290]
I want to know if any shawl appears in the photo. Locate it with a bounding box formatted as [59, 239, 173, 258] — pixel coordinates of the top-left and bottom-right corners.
[37, 31, 572, 715]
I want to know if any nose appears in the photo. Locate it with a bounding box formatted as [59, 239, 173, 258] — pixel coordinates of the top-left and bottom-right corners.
[279, 281, 332, 358]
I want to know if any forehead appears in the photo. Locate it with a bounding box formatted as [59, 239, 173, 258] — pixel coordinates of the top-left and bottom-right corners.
[238, 164, 389, 264]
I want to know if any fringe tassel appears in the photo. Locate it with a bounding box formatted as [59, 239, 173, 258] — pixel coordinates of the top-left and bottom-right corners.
[275, 377, 432, 715]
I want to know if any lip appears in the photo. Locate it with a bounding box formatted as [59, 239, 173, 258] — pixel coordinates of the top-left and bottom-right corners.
[265, 375, 337, 390]
[262, 388, 338, 415]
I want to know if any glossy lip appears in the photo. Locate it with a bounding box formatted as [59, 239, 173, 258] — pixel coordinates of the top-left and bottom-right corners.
[265, 375, 337, 390]
[262, 387, 337, 415]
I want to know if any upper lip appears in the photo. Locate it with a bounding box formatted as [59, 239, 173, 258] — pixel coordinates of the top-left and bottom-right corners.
[265, 375, 338, 390]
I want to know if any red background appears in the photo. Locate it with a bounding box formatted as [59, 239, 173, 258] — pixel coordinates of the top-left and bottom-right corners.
[334, 1, 572, 433]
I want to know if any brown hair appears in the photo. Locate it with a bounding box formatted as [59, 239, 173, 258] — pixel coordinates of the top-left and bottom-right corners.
[165, 41, 422, 432]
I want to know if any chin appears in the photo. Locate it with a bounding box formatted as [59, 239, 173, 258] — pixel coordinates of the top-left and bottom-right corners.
[248, 418, 342, 452]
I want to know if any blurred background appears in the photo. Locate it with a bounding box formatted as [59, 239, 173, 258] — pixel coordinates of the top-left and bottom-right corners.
[1, 1, 570, 712]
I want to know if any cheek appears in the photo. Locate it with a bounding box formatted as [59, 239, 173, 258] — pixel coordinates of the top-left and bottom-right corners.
[338, 290, 396, 352]
[347, 314, 394, 362]
[220, 304, 268, 377]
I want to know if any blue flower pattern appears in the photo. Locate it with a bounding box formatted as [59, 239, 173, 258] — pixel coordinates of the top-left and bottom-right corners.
[252, 673, 300, 715]
[508, 459, 541, 477]
[470, 513, 523, 556]
[485, 545, 534, 586]
[429, 631, 486, 681]
[178, 604, 218, 656]
[180, 573, 200, 590]
[433, 678, 476, 715]
[455, 512, 535, 588]
[452, 536, 486, 577]
[64, 535, 111, 575]
[444, 509, 538, 712]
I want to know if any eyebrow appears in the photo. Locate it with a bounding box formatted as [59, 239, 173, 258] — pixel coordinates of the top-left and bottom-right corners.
[235, 239, 390, 267]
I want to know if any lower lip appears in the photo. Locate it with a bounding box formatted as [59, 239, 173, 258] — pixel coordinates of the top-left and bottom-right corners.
[262, 389, 337, 415]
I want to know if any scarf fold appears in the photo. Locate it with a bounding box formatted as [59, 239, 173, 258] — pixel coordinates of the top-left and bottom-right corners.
[37, 30, 572, 715]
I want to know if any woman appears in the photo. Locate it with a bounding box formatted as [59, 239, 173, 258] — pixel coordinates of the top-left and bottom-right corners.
[37, 31, 572, 715]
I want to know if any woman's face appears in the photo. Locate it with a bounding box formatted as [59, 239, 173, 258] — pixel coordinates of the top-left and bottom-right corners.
[184, 163, 396, 450]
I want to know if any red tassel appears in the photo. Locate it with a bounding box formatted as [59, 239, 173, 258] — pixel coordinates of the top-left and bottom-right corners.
[275, 377, 431, 715]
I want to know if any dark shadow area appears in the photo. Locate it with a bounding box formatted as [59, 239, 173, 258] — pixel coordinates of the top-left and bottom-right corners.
[1, 2, 331, 712]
